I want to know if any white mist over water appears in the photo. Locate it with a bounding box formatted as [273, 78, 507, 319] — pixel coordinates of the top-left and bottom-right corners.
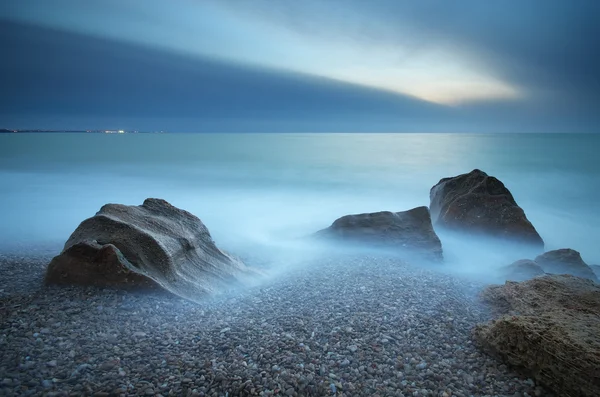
[0, 133, 599, 273]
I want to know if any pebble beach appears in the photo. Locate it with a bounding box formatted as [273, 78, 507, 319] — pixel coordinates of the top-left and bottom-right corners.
[0, 249, 548, 397]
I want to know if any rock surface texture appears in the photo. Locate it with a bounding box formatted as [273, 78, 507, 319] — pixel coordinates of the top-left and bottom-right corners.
[315, 206, 443, 262]
[473, 275, 600, 397]
[430, 169, 543, 248]
[45, 198, 253, 300]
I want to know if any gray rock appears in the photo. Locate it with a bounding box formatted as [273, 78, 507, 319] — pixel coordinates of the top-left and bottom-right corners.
[534, 249, 597, 281]
[315, 206, 443, 262]
[500, 249, 598, 282]
[430, 169, 543, 248]
[500, 259, 545, 281]
[45, 198, 258, 301]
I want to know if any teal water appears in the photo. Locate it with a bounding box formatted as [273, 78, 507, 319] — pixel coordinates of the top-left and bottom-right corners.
[0, 133, 599, 265]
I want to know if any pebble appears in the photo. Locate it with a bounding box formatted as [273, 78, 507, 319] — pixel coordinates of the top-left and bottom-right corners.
[0, 250, 548, 397]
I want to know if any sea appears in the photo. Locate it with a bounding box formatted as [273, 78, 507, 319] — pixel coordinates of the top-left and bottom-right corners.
[1, 133, 599, 273]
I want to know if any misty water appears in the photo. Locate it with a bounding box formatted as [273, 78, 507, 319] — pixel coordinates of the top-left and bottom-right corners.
[2, 132, 599, 397]
[1, 132, 599, 274]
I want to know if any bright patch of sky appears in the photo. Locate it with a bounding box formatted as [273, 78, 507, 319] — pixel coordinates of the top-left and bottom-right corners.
[3, 0, 521, 105]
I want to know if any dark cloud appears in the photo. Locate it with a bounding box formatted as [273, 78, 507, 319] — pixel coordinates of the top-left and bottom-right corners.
[0, 20, 453, 132]
[402, 1, 600, 106]
[1, 0, 599, 133]
[238, 0, 600, 112]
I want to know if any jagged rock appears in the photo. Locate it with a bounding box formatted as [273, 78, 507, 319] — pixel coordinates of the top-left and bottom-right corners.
[500, 259, 544, 281]
[474, 275, 600, 397]
[45, 198, 255, 301]
[535, 249, 597, 281]
[430, 169, 543, 248]
[315, 206, 443, 262]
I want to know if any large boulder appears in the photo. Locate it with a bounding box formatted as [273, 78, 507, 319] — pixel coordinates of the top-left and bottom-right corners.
[45, 198, 255, 301]
[315, 206, 443, 262]
[500, 259, 544, 281]
[473, 275, 600, 397]
[430, 169, 543, 248]
[535, 249, 598, 281]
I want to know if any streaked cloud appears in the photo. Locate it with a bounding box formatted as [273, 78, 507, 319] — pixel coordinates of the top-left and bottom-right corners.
[1, 0, 524, 104]
[0, 0, 598, 132]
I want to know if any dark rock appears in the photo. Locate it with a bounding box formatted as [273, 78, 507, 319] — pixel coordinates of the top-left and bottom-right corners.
[315, 206, 443, 262]
[474, 275, 600, 397]
[500, 259, 544, 281]
[499, 249, 597, 282]
[534, 249, 597, 281]
[45, 241, 160, 290]
[430, 169, 543, 248]
[45, 198, 256, 301]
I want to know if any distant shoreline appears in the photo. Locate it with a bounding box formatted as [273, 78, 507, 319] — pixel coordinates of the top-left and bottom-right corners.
[2, 129, 596, 135]
[0, 129, 165, 134]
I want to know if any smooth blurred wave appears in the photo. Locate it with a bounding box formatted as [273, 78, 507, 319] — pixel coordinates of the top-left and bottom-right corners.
[0, 133, 598, 266]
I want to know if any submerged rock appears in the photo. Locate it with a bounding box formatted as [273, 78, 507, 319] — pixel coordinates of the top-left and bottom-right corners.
[500, 259, 544, 281]
[534, 248, 597, 281]
[45, 198, 255, 301]
[473, 275, 600, 397]
[315, 206, 443, 262]
[430, 169, 543, 248]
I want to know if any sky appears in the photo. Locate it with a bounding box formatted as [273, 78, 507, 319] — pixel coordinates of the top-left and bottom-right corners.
[0, 0, 599, 132]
